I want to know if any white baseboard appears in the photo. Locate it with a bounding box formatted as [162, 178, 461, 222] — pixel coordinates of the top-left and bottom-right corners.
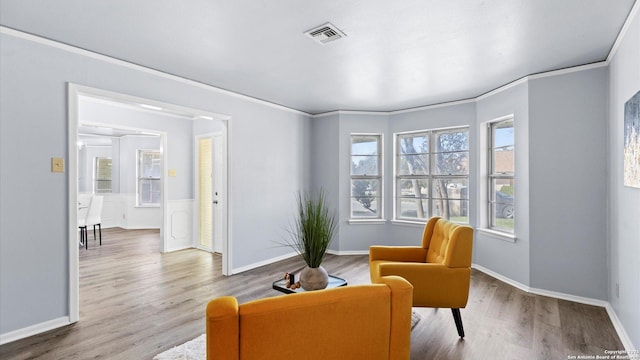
[472, 263, 635, 351]
[471, 264, 531, 293]
[0, 316, 71, 345]
[231, 251, 299, 274]
[231, 250, 366, 273]
[605, 303, 636, 352]
[527, 285, 608, 308]
[119, 226, 161, 230]
[327, 249, 369, 256]
[472, 263, 609, 307]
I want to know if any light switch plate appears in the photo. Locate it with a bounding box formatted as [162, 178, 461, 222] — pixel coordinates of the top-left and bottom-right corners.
[168, 169, 177, 177]
[51, 157, 65, 173]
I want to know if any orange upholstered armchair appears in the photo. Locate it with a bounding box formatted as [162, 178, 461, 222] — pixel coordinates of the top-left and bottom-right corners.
[369, 216, 473, 338]
[206, 276, 413, 360]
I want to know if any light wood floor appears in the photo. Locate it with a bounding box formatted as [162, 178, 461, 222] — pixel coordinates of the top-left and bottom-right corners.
[0, 228, 623, 359]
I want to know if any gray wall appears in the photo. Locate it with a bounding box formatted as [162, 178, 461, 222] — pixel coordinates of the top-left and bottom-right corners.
[608, 9, 640, 348]
[310, 114, 341, 251]
[0, 31, 311, 334]
[528, 67, 609, 300]
[475, 83, 531, 285]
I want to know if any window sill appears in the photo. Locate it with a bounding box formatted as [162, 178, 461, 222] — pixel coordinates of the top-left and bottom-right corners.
[135, 204, 160, 208]
[476, 228, 516, 243]
[348, 219, 387, 225]
[390, 220, 426, 227]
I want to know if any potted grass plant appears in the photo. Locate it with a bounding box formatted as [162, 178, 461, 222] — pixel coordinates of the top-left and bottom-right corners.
[286, 189, 337, 290]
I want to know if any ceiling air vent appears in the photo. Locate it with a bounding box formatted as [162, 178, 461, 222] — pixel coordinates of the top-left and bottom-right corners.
[304, 22, 346, 45]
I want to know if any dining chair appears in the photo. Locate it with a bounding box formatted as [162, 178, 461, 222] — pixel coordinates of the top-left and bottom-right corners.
[78, 216, 88, 250]
[85, 196, 104, 246]
[84, 195, 104, 247]
[77, 194, 92, 249]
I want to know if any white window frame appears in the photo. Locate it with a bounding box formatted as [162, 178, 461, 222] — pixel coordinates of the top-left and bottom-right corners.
[487, 116, 515, 234]
[349, 133, 384, 223]
[137, 149, 161, 206]
[94, 157, 112, 194]
[393, 126, 469, 225]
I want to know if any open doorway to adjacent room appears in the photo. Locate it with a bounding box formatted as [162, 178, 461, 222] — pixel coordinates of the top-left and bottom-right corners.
[67, 83, 231, 324]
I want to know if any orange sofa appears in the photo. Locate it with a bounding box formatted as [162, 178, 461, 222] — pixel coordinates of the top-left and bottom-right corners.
[369, 216, 473, 337]
[206, 275, 413, 360]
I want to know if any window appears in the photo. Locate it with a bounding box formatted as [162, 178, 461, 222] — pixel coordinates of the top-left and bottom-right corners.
[137, 150, 161, 205]
[350, 134, 382, 219]
[94, 157, 112, 193]
[395, 127, 469, 223]
[488, 118, 515, 232]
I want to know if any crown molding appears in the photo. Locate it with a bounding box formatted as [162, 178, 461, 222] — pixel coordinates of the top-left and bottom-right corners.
[0, 26, 312, 117]
[390, 98, 476, 115]
[607, 0, 640, 63]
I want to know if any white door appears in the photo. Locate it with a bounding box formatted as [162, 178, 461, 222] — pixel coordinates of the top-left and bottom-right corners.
[198, 137, 213, 250]
[212, 134, 223, 254]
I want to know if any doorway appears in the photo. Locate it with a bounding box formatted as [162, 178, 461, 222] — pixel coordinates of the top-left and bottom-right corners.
[68, 83, 232, 324]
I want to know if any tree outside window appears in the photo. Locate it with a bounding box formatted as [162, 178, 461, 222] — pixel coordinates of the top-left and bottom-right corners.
[432, 129, 469, 222]
[395, 127, 469, 223]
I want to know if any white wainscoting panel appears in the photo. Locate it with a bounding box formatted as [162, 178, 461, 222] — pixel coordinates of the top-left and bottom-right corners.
[100, 194, 120, 228]
[166, 199, 194, 252]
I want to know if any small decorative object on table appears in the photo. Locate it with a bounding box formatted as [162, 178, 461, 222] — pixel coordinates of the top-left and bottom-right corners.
[273, 272, 347, 294]
[284, 272, 301, 290]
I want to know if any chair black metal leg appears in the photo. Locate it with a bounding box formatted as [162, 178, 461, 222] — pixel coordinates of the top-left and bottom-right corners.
[93, 225, 97, 241]
[98, 223, 102, 246]
[81, 226, 88, 249]
[452, 308, 465, 338]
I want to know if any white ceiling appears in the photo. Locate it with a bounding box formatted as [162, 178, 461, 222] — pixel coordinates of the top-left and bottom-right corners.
[1, 0, 636, 114]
